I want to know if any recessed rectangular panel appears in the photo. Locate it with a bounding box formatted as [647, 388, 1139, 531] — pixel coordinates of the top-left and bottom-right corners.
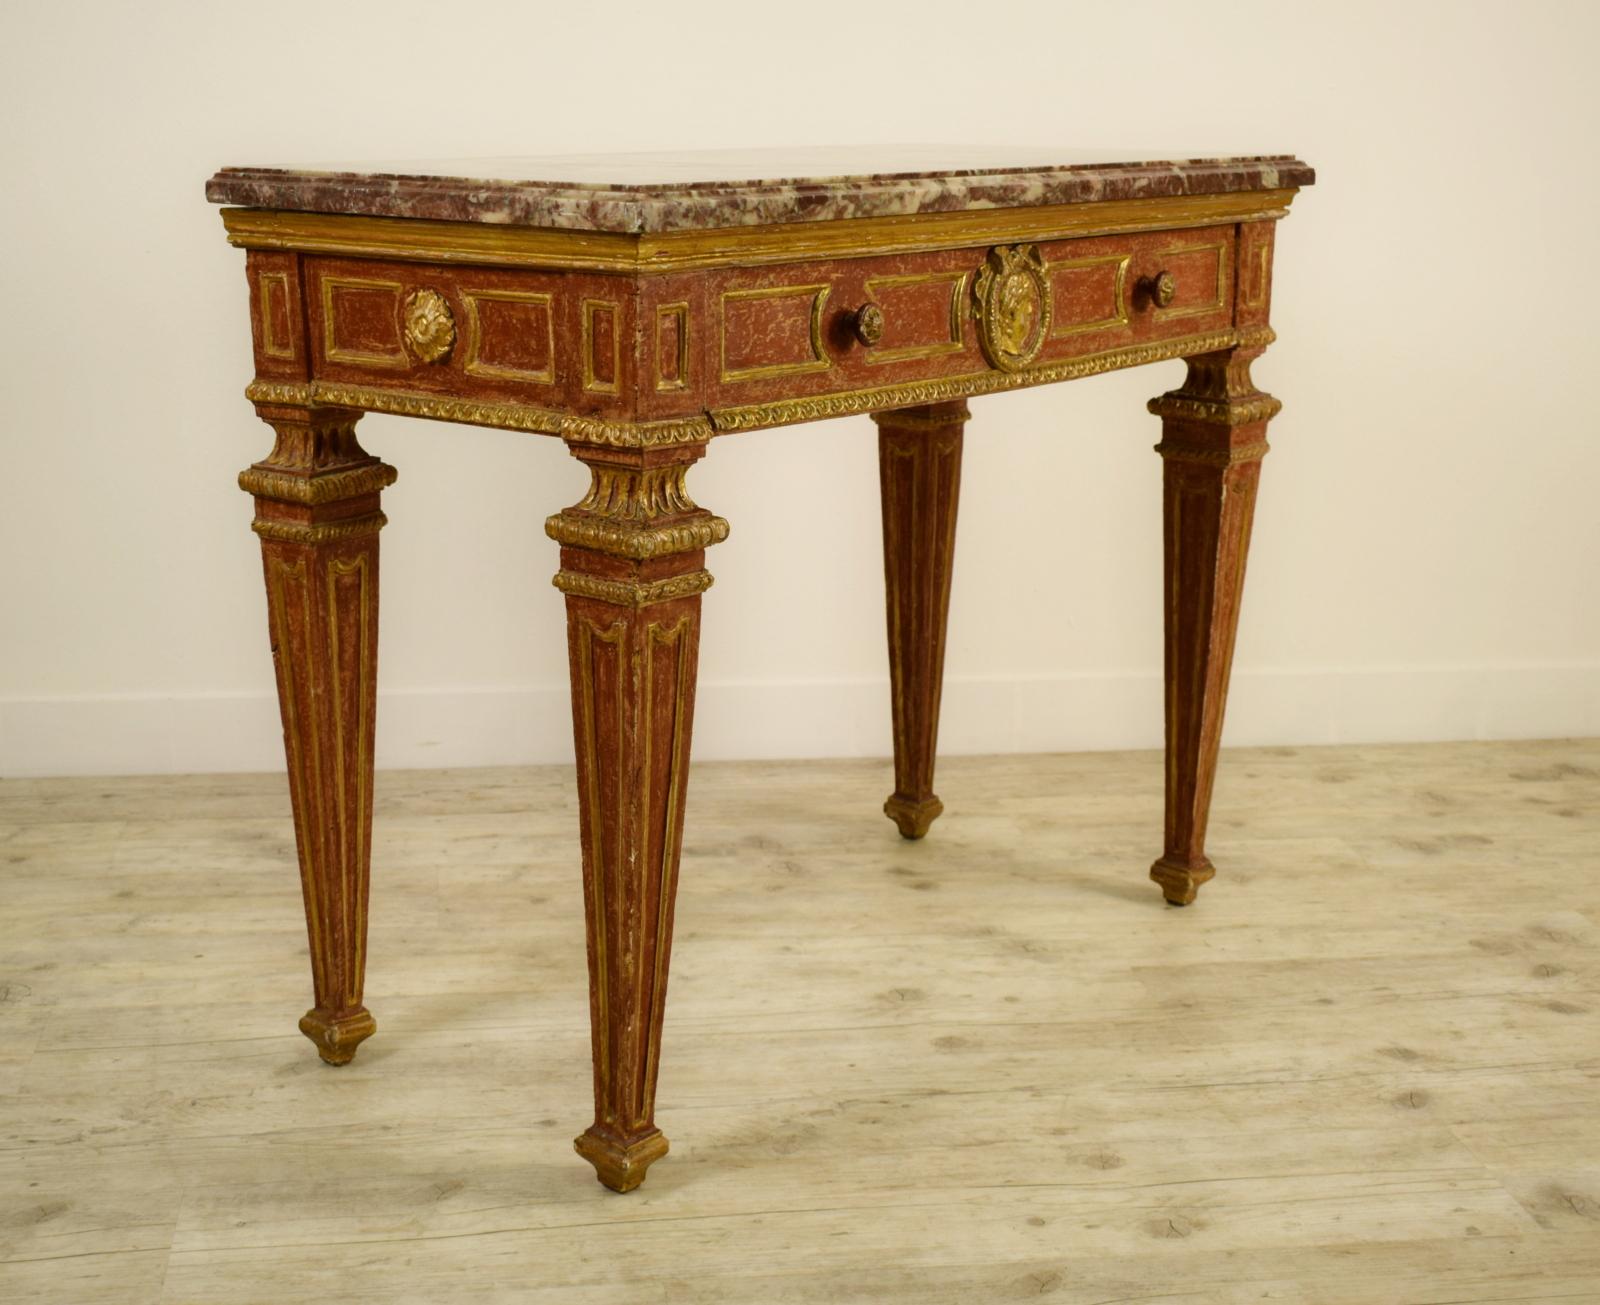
[583, 300, 621, 394]
[1151, 241, 1229, 323]
[862, 271, 966, 364]
[1048, 253, 1130, 337]
[720, 283, 831, 383]
[462, 289, 555, 384]
[655, 302, 689, 391]
[1243, 240, 1272, 309]
[258, 272, 295, 359]
[321, 275, 407, 367]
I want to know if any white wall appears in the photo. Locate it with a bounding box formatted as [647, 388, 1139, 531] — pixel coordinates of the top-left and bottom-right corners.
[2, 0, 1597, 777]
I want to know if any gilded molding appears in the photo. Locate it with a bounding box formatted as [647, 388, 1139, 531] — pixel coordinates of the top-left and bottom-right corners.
[222, 190, 1298, 274]
[247, 379, 319, 407]
[252, 512, 389, 544]
[1153, 439, 1271, 467]
[238, 462, 398, 505]
[553, 569, 715, 607]
[243, 380, 714, 448]
[546, 512, 730, 560]
[561, 413, 714, 449]
[1147, 394, 1283, 425]
[710, 328, 1246, 432]
[242, 325, 1284, 446]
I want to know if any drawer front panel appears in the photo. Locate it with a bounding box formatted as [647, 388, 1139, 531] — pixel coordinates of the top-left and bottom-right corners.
[303, 258, 635, 416]
[263, 228, 1243, 429]
[705, 225, 1238, 409]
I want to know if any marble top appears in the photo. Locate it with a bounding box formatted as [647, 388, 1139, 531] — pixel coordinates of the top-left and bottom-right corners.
[206, 146, 1314, 235]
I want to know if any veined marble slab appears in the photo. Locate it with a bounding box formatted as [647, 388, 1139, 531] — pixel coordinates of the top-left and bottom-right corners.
[206, 145, 1315, 234]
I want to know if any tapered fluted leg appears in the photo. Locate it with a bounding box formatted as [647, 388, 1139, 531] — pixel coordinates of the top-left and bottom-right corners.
[874, 401, 967, 839]
[1148, 341, 1279, 905]
[547, 442, 727, 1192]
[242, 404, 394, 1062]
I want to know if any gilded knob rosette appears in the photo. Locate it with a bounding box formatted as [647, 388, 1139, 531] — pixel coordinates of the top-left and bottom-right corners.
[403, 288, 456, 364]
[851, 302, 885, 347]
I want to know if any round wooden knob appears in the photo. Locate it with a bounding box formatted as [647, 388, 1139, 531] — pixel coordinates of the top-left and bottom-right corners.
[851, 303, 885, 346]
[1151, 271, 1177, 309]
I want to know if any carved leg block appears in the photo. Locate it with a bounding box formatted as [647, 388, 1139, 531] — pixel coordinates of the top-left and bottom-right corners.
[242, 405, 395, 1062]
[1148, 345, 1279, 905]
[547, 444, 727, 1192]
[874, 401, 967, 839]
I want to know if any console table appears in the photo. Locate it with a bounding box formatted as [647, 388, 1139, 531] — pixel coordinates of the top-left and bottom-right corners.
[206, 148, 1315, 1192]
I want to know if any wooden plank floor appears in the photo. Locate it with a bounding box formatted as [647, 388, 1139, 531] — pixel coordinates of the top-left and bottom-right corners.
[2, 739, 1598, 1303]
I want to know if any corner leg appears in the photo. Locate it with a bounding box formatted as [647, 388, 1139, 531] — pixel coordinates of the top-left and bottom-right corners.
[874, 401, 967, 839]
[1148, 340, 1278, 905]
[242, 403, 394, 1062]
[547, 443, 727, 1192]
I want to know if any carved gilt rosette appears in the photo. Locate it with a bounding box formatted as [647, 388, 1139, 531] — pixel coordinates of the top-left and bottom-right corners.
[403, 288, 455, 364]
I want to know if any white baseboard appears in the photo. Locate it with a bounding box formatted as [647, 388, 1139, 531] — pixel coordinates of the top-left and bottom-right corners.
[2, 664, 1596, 778]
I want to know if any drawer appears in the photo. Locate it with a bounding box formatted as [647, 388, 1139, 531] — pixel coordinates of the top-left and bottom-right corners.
[704, 226, 1237, 408]
[300, 257, 637, 416]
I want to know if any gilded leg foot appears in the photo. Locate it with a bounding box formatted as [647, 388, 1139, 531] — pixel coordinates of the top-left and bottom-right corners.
[574, 1127, 671, 1193]
[884, 793, 944, 840]
[1149, 856, 1216, 907]
[298, 1006, 377, 1065]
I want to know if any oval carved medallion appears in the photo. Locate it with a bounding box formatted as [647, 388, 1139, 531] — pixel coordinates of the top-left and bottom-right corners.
[403, 288, 456, 364]
[973, 244, 1051, 372]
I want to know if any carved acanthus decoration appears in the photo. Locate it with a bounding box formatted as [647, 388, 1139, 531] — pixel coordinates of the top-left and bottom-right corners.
[1148, 340, 1281, 430]
[1147, 394, 1283, 426]
[239, 462, 398, 505]
[1153, 439, 1271, 467]
[240, 409, 399, 521]
[248, 407, 368, 470]
[547, 458, 729, 561]
[252, 512, 390, 544]
[578, 465, 697, 521]
[553, 569, 715, 607]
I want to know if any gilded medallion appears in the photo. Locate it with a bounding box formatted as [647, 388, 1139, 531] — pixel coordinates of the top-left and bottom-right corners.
[973, 244, 1051, 372]
[403, 288, 456, 364]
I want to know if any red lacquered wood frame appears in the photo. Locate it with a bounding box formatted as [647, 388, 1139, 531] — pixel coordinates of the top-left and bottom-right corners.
[220, 183, 1303, 1191]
